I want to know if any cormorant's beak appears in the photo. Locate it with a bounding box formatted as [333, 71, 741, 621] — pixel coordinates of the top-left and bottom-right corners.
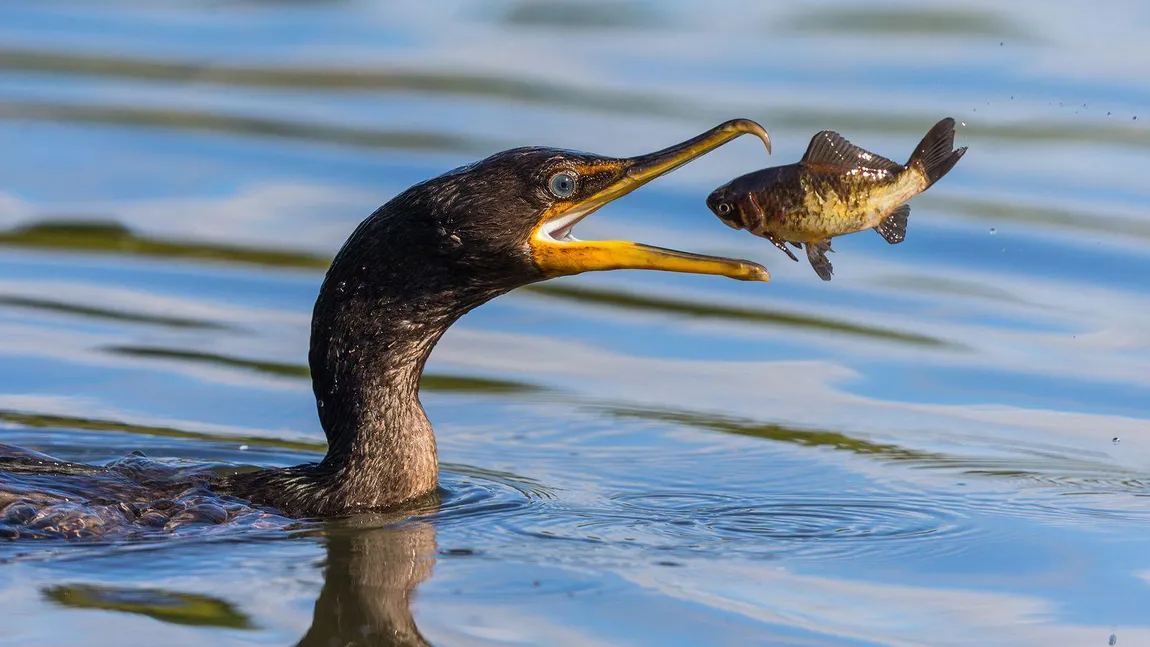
[530, 119, 772, 282]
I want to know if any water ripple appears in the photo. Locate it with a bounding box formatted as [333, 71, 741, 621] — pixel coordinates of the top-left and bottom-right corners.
[431, 464, 550, 527]
[497, 489, 974, 561]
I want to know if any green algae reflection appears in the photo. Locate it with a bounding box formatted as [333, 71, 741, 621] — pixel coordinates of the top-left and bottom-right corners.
[786, 6, 1027, 39]
[106, 345, 543, 394]
[5, 49, 1150, 156]
[0, 220, 330, 269]
[0, 295, 227, 330]
[44, 584, 252, 629]
[606, 405, 1150, 490]
[606, 405, 934, 462]
[0, 100, 490, 153]
[0, 410, 327, 454]
[525, 283, 950, 347]
[502, 0, 662, 30]
[928, 195, 1150, 242]
[0, 48, 691, 119]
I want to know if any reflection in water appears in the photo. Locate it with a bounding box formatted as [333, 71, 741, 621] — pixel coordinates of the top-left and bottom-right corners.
[296, 513, 438, 647]
[606, 405, 934, 462]
[0, 220, 329, 269]
[44, 584, 252, 629]
[526, 283, 950, 347]
[0, 101, 489, 153]
[40, 515, 437, 645]
[500, 0, 660, 30]
[0, 47, 691, 118]
[0, 296, 227, 330]
[105, 345, 544, 394]
[930, 195, 1150, 242]
[786, 5, 1025, 38]
[0, 409, 327, 453]
[609, 405, 1150, 496]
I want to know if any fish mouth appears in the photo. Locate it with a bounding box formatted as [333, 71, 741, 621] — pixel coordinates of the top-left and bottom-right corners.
[530, 119, 772, 282]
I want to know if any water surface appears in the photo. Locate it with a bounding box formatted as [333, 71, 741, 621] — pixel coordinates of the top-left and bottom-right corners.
[1, 1, 1148, 645]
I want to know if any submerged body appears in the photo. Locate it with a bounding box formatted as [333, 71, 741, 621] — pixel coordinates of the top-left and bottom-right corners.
[707, 117, 967, 280]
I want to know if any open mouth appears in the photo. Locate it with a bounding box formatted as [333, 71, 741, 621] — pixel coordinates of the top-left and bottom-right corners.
[530, 119, 773, 282]
[538, 201, 592, 243]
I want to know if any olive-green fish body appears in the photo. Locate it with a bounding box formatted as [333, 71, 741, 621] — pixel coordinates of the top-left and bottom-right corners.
[707, 118, 966, 280]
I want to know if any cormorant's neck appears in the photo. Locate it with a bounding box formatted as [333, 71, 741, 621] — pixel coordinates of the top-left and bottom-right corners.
[299, 194, 525, 514]
[308, 293, 447, 511]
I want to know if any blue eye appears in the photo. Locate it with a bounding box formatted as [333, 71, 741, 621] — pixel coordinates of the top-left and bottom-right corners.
[548, 171, 577, 198]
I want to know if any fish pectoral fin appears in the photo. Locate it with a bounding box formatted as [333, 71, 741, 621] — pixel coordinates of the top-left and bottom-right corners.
[765, 234, 800, 262]
[802, 130, 902, 173]
[873, 204, 910, 244]
[805, 239, 835, 281]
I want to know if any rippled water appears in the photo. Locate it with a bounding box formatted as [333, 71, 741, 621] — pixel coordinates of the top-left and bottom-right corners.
[1, 1, 1149, 645]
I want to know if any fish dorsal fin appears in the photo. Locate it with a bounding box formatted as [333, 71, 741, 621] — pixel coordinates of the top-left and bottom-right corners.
[873, 204, 910, 244]
[802, 130, 903, 173]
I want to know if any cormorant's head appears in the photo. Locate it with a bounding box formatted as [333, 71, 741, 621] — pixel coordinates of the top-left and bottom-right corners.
[365, 120, 771, 299]
[321, 119, 772, 342]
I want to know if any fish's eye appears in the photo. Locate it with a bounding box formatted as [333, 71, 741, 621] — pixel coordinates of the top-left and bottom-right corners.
[548, 171, 578, 199]
[717, 202, 732, 215]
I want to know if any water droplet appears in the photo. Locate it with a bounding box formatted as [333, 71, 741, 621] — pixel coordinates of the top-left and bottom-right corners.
[1110, 632, 1117, 645]
[239, 444, 249, 451]
[960, 121, 966, 127]
[989, 228, 997, 235]
[1112, 437, 1121, 445]
[1135, 116, 1139, 121]
[999, 41, 1004, 46]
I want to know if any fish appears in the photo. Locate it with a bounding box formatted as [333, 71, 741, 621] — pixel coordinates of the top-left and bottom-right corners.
[706, 117, 967, 280]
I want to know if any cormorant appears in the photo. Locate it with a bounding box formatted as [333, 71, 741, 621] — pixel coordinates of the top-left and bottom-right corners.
[0, 119, 771, 530]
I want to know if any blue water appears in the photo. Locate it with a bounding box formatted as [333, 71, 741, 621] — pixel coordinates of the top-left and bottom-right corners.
[1, 1, 1148, 645]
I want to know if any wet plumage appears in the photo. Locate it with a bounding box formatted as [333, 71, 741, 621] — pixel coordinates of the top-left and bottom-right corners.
[707, 117, 967, 280]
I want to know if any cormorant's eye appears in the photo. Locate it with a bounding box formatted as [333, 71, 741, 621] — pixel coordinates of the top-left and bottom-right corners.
[548, 171, 578, 199]
[717, 202, 732, 215]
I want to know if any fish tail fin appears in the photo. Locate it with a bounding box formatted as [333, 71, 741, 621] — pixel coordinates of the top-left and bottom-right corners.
[907, 117, 967, 188]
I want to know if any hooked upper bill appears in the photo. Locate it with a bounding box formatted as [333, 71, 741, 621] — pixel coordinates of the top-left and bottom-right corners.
[529, 119, 773, 283]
